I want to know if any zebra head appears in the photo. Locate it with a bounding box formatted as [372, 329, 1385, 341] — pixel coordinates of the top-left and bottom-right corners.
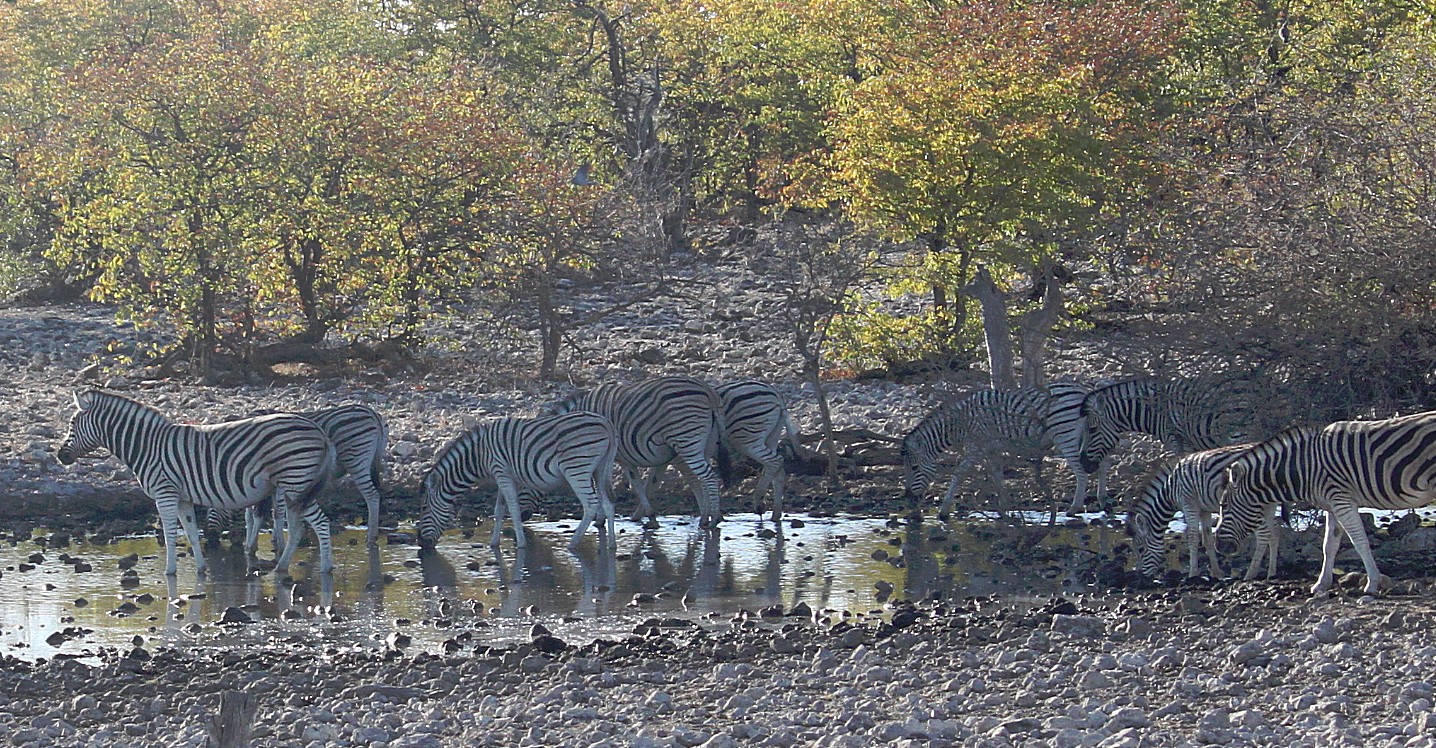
[56, 390, 105, 465]
[416, 474, 453, 548]
[1127, 493, 1166, 579]
[1213, 460, 1260, 555]
[899, 438, 935, 502]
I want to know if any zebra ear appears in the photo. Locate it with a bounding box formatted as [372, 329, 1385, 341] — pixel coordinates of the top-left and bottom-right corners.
[74, 389, 97, 411]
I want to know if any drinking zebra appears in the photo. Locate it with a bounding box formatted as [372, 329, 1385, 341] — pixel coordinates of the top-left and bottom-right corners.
[207, 403, 388, 549]
[1128, 443, 1254, 579]
[901, 385, 1093, 521]
[55, 389, 336, 576]
[1079, 376, 1250, 482]
[548, 376, 730, 527]
[1215, 411, 1436, 595]
[417, 410, 618, 551]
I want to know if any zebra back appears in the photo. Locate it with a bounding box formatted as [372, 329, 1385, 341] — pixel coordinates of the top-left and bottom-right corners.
[550, 376, 727, 475]
[1080, 376, 1246, 471]
[418, 410, 616, 542]
[1129, 443, 1253, 576]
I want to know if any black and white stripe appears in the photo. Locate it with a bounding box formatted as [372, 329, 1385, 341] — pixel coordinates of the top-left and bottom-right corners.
[1080, 376, 1248, 476]
[55, 389, 336, 576]
[715, 380, 801, 522]
[901, 384, 1103, 519]
[549, 376, 729, 527]
[209, 404, 388, 550]
[1215, 411, 1436, 595]
[1128, 443, 1254, 579]
[417, 411, 617, 550]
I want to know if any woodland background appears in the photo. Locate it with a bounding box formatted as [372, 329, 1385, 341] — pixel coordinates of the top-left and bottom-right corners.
[2, 0, 1435, 424]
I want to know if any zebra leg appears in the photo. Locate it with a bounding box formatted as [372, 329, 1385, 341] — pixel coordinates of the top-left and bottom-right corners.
[271, 498, 288, 559]
[628, 466, 656, 522]
[497, 480, 528, 549]
[153, 489, 184, 576]
[358, 477, 382, 547]
[1199, 510, 1225, 578]
[937, 455, 975, 520]
[293, 500, 334, 574]
[177, 502, 207, 576]
[1183, 506, 1201, 578]
[1244, 513, 1271, 581]
[1066, 459, 1088, 513]
[1330, 501, 1384, 595]
[1312, 509, 1346, 595]
[567, 476, 599, 551]
[674, 454, 722, 528]
[766, 461, 786, 523]
[490, 495, 508, 548]
[1264, 504, 1280, 580]
[242, 506, 260, 558]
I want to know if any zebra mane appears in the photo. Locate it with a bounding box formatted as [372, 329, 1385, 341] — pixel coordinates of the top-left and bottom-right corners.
[81, 389, 170, 423]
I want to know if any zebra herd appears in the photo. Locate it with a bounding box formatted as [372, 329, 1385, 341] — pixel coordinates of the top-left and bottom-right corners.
[52, 372, 1436, 596]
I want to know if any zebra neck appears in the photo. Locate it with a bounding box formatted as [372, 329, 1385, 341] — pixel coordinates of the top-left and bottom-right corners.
[102, 405, 174, 475]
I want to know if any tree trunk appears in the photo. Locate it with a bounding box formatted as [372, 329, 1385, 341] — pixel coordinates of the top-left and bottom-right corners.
[537, 279, 562, 380]
[207, 690, 257, 748]
[964, 266, 1016, 390]
[1017, 262, 1064, 389]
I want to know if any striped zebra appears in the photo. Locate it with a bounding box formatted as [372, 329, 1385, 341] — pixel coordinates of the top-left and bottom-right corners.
[416, 410, 618, 551]
[1128, 443, 1255, 579]
[716, 380, 802, 521]
[548, 376, 730, 527]
[55, 389, 336, 576]
[1080, 376, 1249, 480]
[1215, 411, 1436, 595]
[1046, 380, 1105, 512]
[901, 386, 1062, 520]
[207, 404, 388, 549]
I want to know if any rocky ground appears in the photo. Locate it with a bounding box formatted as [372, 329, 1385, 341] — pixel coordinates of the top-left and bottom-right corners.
[4, 253, 1436, 745]
[3, 580, 1436, 747]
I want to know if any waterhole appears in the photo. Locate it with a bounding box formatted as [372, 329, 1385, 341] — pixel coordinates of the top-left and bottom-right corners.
[0, 511, 1122, 662]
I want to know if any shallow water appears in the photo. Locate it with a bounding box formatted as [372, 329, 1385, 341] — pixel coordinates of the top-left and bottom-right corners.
[0, 512, 1121, 662]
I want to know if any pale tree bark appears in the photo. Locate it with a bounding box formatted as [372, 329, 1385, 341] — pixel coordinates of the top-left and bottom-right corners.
[1017, 262, 1064, 389]
[963, 266, 1017, 390]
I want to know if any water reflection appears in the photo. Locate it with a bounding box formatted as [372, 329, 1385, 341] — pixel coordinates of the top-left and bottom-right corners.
[0, 512, 1110, 662]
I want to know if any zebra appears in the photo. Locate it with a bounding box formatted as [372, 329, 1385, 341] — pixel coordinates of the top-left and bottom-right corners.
[901, 384, 1100, 520]
[1128, 443, 1255, 579]
[1079, 376, 1250, 482]
[1045, 380, 1105, 512]
[1215, 411, 1436, 595]
[715, 380, 802, 521]
[548, 376, 730, 527]
[55, 389, 336, 577]
[207, 403, 388, 549]
[416, 410, 618, 551]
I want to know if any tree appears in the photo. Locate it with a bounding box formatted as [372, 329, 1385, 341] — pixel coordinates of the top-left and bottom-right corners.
[799, 0, 1184, 381]
[764, 217, 880, 486]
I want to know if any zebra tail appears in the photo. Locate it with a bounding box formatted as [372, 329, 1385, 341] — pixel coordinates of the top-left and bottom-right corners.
[370, 414, 389, 491]
[780, 407, 805, 471]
